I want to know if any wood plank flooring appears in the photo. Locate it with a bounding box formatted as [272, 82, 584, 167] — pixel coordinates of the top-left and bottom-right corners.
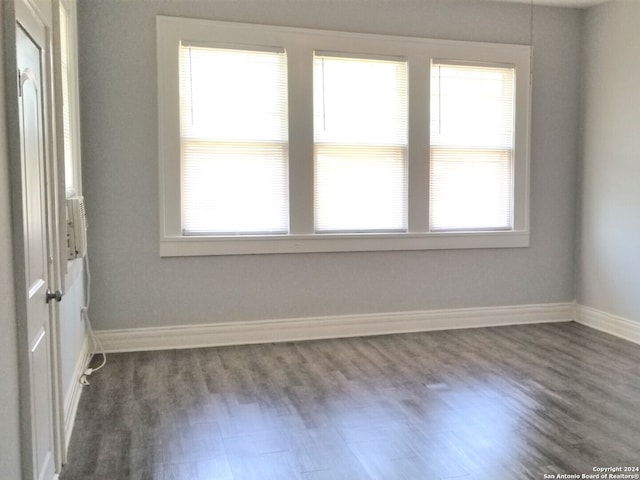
[60, 322, 640, 480]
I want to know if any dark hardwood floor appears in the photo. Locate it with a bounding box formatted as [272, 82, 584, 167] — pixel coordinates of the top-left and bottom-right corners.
[60, 321, 640, 480]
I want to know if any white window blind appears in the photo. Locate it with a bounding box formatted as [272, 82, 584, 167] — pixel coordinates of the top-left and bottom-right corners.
[179, 45, 289, 235]
[430, 62, 515, 231]
[59, 4, 74, 194]
[313, 54, 408, 233]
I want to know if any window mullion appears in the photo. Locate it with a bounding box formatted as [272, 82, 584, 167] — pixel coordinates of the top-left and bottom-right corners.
[287, 46, 315, 235]
[407, 55, 430, 233]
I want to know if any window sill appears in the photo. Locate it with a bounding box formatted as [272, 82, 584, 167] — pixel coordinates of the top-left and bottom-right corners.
[159, 231, 529, 257]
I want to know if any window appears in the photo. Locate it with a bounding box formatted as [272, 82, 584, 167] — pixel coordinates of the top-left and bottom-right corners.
[430, 61, 515, 231]
[56, 0, 81, 197]
[157, 17, 531, 256]
[55, 0, 83, 275]
[313, 54, 408, 233]
[179, 46, 289, 235]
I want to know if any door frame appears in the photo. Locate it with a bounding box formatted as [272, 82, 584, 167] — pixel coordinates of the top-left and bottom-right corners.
[3, 0, 65, 476]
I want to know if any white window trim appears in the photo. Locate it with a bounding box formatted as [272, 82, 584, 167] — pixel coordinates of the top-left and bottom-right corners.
[54, 0, 83, 277]
[157, 16, 531, 257]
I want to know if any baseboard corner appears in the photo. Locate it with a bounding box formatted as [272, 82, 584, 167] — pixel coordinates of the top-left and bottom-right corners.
[574, 304, 640, 345]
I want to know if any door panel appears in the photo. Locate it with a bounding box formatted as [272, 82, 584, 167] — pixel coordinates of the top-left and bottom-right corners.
[31, 327, 54, 479]
[20, 62, 48, 335]
[17, 20, 56, 480]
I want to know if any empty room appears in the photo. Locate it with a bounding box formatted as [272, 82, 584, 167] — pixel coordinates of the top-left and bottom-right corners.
[1, 0, 639, 479]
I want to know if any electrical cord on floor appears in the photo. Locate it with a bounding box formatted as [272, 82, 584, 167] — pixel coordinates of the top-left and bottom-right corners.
[79, 252, 106, 386]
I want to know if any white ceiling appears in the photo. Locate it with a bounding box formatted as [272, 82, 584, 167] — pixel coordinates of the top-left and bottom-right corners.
[490, 0, 608, 7]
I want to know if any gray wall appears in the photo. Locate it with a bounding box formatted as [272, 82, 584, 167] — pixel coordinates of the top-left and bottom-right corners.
[0, 1, 24, 477]
[78, 0, 582, 331]
[578, 0, 640, 323]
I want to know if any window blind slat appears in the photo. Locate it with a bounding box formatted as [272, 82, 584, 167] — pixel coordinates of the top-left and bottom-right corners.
[313, 55, 408, 233]
[430, 62, 515, 231]
[179, 46, 288, 235]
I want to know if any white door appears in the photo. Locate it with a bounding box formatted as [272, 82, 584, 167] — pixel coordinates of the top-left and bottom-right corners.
[16, 11, 57, 480]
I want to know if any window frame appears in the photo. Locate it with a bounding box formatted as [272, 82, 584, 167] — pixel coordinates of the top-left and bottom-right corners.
[55, 0, 82, 198]
[53, 0, 83, 278]
[157, 16, 531, 257]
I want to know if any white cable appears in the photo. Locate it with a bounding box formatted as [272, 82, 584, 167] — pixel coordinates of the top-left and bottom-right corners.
[79, 250, 106, 384]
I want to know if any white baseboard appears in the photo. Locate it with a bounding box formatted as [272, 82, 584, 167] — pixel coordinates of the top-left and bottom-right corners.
[574, 304, 640, 345]
[63, 335, 91, 450]
[94, 302, 573, 353]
